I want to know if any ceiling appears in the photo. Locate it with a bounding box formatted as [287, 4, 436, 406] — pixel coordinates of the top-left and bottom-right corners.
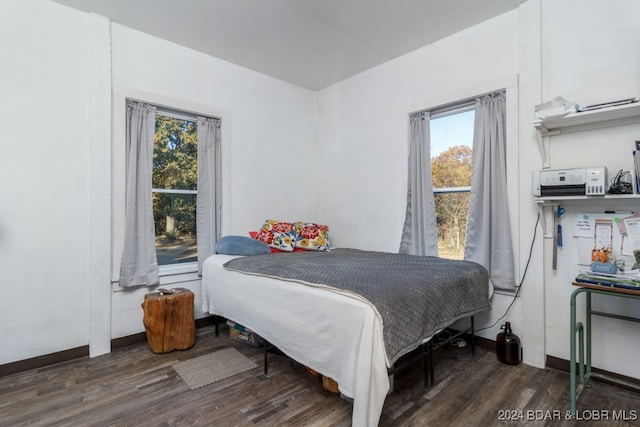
[52, 0, 524, 90]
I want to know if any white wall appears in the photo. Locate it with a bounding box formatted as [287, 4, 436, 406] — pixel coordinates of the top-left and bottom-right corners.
[315, 8, 531, 362]
[3, 0, 640, 383]
[315, 11, 519, 250]
[0, 0, 92, 364]
[539, 0, 640, 379]
[0, 0, 316, 364]
[108, 24, 317, 339]
[315, 0, 640, 380]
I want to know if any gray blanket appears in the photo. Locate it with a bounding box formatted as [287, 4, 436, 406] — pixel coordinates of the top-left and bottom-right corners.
[223, 248, 490, 365]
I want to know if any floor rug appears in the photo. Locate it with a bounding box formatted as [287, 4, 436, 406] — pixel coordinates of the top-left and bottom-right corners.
[172, 347, 258, 390]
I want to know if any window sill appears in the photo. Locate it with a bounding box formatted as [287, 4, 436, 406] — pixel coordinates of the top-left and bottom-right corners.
[112, 262, 200, 292]
[159, 262, 198, 277]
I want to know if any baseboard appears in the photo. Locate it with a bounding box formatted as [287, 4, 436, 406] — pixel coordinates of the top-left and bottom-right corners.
[111, 316, 220, 350]
[111, 332, 148, 350]
[448, 327, 496, 353]
[0, 345, 90, 378]
[17, 321, 610, 381]
[0, 315, 222, 378]
[469, 333, 496, 352]
[545, 355, 640, 386]
[457, 331, 639, 385]
[12, 321, 635, 386]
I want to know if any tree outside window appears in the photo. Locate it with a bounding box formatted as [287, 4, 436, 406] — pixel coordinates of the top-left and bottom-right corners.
[152, 114, 198, 265]
[430, 109, 474, 259]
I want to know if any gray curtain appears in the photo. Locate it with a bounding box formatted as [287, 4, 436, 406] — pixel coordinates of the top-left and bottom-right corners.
[196, 116, 222, 274]
[399, 111, 438, 256]
[464, 91, 515, 290]
[119, 100, 159, 287]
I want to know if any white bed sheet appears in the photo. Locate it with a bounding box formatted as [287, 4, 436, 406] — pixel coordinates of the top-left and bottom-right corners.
[202, 254, 390, 427]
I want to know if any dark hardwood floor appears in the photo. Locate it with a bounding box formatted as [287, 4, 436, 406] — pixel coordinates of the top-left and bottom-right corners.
[1, 325, 638, 426]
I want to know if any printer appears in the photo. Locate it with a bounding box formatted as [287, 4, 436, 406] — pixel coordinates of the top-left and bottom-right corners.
[532, 167, 607, 197]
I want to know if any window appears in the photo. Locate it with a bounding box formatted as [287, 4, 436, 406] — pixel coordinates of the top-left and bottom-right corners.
[118, 98, 222, 287]
[430, 106, 475, 259]
[152, 111, 198, 266]
[402, 90, 514, 289]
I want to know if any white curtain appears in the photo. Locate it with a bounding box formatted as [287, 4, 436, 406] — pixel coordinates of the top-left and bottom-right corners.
[399, 111, 439, 256]
[119, 100, 159, 287]
[196, 116, 222, 274]
[464, 91, 515, 290]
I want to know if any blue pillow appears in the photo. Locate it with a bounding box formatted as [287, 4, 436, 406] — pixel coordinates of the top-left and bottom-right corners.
[215, 235, 271, 256]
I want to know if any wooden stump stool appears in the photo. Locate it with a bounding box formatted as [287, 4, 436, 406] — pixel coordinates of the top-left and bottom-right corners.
[141, 288, 196, 353]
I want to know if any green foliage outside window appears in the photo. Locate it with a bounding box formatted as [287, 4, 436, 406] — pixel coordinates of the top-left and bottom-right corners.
[152, 115, 198, 264]
[431, 145, 472, 258]
[153, 116, 197, 191]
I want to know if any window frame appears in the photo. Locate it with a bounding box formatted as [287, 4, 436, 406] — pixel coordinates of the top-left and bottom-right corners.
[425, 102, 475, 259]
[408, 80, 520, 291]
[152, 109, 199, 269]
[429, 101, 475, 200]
[111, 89, 231, 288]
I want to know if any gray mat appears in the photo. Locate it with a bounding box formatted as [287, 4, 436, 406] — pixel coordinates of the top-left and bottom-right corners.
[172, 347, 258, 390]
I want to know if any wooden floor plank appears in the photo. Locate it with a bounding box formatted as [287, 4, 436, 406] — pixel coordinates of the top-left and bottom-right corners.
[1, 325, 638, 426]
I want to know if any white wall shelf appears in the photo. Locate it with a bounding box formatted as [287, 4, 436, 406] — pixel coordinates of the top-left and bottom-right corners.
[534, 102, 640, 135]
[534, 101, 640, 167]
[533, 104, 640, 246]
[534, 194, 639, 236]
[534, 194, 639, 204]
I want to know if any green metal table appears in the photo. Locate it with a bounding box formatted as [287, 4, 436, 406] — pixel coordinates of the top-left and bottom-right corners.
[570, 284, 640, 415]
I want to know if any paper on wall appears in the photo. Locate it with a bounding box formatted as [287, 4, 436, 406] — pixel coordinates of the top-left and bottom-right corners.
[573, 213, 593, 238]
[573, 213, 633, 265]
[594, 218, 613, 250]
[623, 216, 640, 256]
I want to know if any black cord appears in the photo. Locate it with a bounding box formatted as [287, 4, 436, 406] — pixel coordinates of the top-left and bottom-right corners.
[475, 211, 540, 333]
[608, 169, 633, 194]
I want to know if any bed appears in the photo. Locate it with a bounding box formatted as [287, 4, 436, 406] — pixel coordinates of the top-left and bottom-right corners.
[202, 248, 491, 427]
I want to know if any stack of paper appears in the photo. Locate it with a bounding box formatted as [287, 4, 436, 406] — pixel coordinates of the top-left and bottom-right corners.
[576, 270, 640, 291]
[534, 96, 579, 120]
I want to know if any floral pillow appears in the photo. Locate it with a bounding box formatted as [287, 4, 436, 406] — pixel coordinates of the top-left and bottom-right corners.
[254, 220, 297, 252]
[293, 222, 330, 251]
[249, 230, 305, 253]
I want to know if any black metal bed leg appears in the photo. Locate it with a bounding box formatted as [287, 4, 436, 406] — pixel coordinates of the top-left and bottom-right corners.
[213, 315, 224, 337]
[423, 344, 428, 387]
[264, 341, 269, 375]
[428, 340, 434, 387]
[471, 316, 476, 356]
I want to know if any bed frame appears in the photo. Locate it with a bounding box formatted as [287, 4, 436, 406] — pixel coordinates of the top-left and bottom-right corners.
[259, 315, 476, 389]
